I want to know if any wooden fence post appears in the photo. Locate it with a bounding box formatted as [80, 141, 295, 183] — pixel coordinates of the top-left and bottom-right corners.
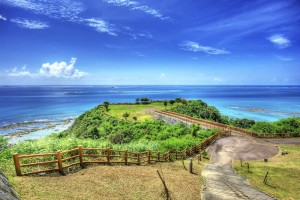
[57, 150, 64, 175]
[189, 157, 193, 173]
[125, 150, 128, 165]
[13, 153, 22, 176]
[168, 151, 170, 162]
[263, 171, 269, 184]
[107, 147, 111, 165]
[148, 150, 151, 164]
[137, 153, 140, 165]
[78, 146, 84, 168]
[175, 150, 178, 160]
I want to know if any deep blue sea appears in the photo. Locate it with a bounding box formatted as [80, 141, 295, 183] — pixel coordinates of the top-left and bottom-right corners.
[1, 85, 300, 142]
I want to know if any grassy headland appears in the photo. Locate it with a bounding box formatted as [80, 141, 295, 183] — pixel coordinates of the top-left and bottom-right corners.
[0, 100, 218, 177]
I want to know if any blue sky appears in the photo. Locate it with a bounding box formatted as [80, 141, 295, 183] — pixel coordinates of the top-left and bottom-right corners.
[0, 0, 299, 85]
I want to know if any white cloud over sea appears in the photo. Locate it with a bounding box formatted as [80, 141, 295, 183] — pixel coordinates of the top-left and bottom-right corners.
[180, 41, 230, 55]
[7, 57, 88, 78]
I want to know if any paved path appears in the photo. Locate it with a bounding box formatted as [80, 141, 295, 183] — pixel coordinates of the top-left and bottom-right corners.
[201, 132, 278, 200]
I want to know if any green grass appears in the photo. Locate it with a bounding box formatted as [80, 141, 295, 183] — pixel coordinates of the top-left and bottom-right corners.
[107, 102, 170, 121]
[234, 144, 300, 200]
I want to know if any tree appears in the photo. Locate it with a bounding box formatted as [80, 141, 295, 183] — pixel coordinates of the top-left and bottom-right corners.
[103, 101, 109, 112]
[135, 98, 140, 104]
[169, 100, 175, 108]
[140, 97, 150, 104]
[133, 116, 138, 122]
[163, 100, 168, 110]
[123, 112, 130, 120]
[175, 98, 182, 106]
[181, 99, 188, 105]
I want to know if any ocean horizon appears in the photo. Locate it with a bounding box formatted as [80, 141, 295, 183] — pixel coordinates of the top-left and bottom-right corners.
[1, 85, 300, 143]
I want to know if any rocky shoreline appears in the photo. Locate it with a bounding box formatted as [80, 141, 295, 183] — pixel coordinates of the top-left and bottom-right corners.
[0, 119, 74, 142]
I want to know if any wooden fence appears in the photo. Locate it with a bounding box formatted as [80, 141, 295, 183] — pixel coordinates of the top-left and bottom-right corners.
[13, 131, 229, 176]
[155, 110, 298, 138]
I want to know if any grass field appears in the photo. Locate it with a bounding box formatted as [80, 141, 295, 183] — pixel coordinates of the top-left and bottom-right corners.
[234, 144, 300, 200]
[107, 102, 170, 121]
[13, 156, 209, 200]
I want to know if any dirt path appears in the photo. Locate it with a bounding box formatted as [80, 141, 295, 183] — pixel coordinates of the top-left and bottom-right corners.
[202, 132, 278, 200]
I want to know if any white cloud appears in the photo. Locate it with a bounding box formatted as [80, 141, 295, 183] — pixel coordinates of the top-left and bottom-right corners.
[129, 51, 145, 57]
[1, 0, 118, 36]
[276, 55, 293, 61]
[159, 73, 166, 79]
[8, 65, 35, 77]
[39, 57, 87, 78]
[138, 33, 153, 39]
[84, 18, 117, 36]
[0, 14, 7, 21]
[7, 58, 87, 78]
[268, 34, 291, 49]
[10, 18, 49, 29]
[129, 32, 153, 40]
[214, 77, 223, 82]
[180, 41, 230, 55]
[1, 0, 84, 21]
[104, 0, 168, 20]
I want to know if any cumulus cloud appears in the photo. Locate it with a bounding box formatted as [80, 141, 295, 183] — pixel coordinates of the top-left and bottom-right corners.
[104, 0, 168, 20]
[84, 18, 117, 36]
[0, 14, 7, 21]
[7, 58, 87, 78]
[39, 58, 87, 78]
[268, 34, 291, 49]
[10, 18, 49, 29]
[180, 41, 230, 55]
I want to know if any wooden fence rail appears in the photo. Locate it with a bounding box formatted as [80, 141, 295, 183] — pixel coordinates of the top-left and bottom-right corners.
[155, 110, 299, 138]
[13, 130, 228, 176]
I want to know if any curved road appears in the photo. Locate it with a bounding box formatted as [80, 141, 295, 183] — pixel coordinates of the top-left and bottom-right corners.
[152, 111, 279, 200]
[202, 132, 278, 200]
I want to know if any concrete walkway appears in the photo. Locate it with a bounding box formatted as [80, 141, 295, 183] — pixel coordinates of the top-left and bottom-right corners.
[201, 133, 278, 200]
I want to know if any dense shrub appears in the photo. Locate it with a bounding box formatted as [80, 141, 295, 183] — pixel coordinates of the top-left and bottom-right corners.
[172, 100, 222, 122]
[0, 136, 8, 151]
[249, 117, 300, 134]
[230, 118, 256, 129]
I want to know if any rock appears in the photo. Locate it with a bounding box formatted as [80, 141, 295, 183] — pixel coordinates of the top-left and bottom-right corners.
[0, 172, 19, 200]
